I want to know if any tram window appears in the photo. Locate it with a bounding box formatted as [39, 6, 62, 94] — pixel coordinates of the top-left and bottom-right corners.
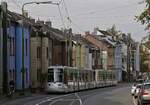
[55, 69, 63, 82]
[70, 73, 74, 81]
[48, 69, 54, 82]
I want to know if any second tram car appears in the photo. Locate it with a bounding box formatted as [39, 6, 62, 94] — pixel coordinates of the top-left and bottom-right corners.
[45, 66, 117, 93]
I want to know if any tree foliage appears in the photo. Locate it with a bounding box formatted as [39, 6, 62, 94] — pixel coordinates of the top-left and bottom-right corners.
[140, 45, 149, 72]
[136, 0, 150, 30]
[144, 40, 150, 49]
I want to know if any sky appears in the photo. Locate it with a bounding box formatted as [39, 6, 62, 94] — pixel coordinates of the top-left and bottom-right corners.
[2, 0, 148, 41]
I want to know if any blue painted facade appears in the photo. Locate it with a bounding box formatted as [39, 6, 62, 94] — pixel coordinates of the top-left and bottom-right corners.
[115, 42, 122, 82]
[7, 23, 16, 86]
[7, 21, 30, 90]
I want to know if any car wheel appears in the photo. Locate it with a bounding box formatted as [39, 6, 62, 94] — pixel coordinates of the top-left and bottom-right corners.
[137, 101, 140, 105]
[138, 100, 143, 105]
[141, 101, 145, 105]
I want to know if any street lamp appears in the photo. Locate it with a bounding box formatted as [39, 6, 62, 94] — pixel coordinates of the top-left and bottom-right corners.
[21, 1, 59, 95]
[22, 1, 59, 15]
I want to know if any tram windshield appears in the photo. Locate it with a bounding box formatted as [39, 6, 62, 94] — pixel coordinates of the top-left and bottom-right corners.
[48, 69, 54, 82]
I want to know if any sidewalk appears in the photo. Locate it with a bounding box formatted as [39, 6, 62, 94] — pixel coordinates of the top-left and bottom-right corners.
[0, 92, 54, 105]
[0, 92, 33, 104]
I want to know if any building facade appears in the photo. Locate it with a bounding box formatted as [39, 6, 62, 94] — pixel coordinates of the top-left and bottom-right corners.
[84, 32, 115, 70]
[115, 42, 123, 81]
[72, 34, 93, 69]
[30, 21, 50, 90]
[0, 2, 5, 94]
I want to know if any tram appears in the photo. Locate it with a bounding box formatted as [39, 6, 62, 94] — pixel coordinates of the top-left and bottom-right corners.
[45, 66, 117, 93]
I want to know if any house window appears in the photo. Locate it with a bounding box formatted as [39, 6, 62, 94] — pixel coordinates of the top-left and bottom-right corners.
[47, 47, 48, 59]
[26, 68, 28, 84]
[25, 39, 28, 56]
[9, 70, 12, 80]
[12, 37, 15, 56]
[7, 37, 10, 56]
[37, 47, 41, 58]
[37, 69, 41, 82]
[12, 69, 15, 80]
[10, 37, 12, 56]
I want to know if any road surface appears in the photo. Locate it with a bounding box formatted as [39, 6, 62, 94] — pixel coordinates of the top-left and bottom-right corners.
[1, 84, 135, 105]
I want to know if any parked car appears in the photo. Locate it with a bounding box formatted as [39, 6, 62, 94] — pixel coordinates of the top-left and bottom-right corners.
[137, 82, 150, 105]
[131, 84, 137, 96]
[131, 84, 142, 97]
[134, 84, 142, 98]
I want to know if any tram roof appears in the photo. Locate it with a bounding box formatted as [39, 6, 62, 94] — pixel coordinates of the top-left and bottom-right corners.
[48, 66, 77, 69]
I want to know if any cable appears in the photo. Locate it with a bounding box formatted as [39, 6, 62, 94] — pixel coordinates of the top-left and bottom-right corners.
[72, 14, 135, 20]
[57, 4, 66, 29]
[11, 0, 22, 9]
[72, 21, 84, 32]
[60, 0, 84, 32]
[61, 0, 71, 28]
[59, 0, 63, 5]
[62, 0, 70, 19]
[73, 1, 144, 17]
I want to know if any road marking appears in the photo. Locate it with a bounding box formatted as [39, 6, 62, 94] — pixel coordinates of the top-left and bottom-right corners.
[69, 99, 82, 105]
[49, 99, 63, 105]
[36, 93, 74, 105]
[74, 93, 83, 105]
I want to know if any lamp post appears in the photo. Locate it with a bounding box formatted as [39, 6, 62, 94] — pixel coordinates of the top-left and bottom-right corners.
[21, 1, 59, 94]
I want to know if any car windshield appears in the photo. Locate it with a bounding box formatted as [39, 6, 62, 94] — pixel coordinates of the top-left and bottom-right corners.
[137, 85, 142, 88]
[144, 84, 150, 89]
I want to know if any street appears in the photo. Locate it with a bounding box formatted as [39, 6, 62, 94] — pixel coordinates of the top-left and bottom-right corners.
[0, 84, 135, 105]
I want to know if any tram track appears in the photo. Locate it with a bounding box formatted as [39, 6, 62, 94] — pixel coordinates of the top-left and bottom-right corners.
[34, 85, 118, 105]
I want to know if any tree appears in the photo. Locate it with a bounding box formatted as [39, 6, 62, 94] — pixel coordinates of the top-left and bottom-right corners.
[136, 0, 150, 30]
[140, 45, 149, 73]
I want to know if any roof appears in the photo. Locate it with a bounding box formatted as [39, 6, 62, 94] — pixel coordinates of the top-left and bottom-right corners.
[73, 34, 98, 49]
[7, 11, 33, 26]
[94, 35, 115, 47]
[98, 29, 111, 36]
[31, 21, 66, 41]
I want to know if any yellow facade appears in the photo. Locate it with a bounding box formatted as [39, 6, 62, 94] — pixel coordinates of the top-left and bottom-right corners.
[81, 45, 86, 69]
[72, 43, 88, 69]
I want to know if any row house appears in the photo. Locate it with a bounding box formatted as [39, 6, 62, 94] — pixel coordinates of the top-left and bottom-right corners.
[30, 20, 49, 91]
[130, 42, 140, 80]
[30, 20, 71, 90]
[84, 31, 115, 70]
[95, 30, 116, 70]
[7, 12, 31, 92]
[97, 30, 128, 81]
[72, 34, 94, 70]
[0, 2, 31, 94]
[0, 2, 6, 95]
[115, 41, 127, 81]
[51, 28, 68, 66]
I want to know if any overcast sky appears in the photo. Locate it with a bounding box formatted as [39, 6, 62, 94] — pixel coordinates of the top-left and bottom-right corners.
[3, 0, 148, 41]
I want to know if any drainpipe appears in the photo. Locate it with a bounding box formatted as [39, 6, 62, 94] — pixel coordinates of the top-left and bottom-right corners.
[2, 2, 8, 94]
[40, 30, 43, 89]
[0, 3, 3, 95]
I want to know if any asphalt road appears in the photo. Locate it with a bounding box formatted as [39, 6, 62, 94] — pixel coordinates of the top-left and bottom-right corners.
[1, 83, 134, 105]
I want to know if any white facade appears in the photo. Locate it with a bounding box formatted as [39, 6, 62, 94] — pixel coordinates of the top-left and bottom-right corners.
[0, 22, 3, 94]
[135, 43, 140, 72]
[102, 51, 107, 70]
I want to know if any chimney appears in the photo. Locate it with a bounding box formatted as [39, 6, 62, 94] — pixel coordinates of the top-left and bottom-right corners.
[1, 2, 7, 12]
[85, 31, 90, 35]
[23, 11, 28, 18]
[36, 20, 44, 26]
[45, 21, 52, 27]
[30, 19, 35, 24]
